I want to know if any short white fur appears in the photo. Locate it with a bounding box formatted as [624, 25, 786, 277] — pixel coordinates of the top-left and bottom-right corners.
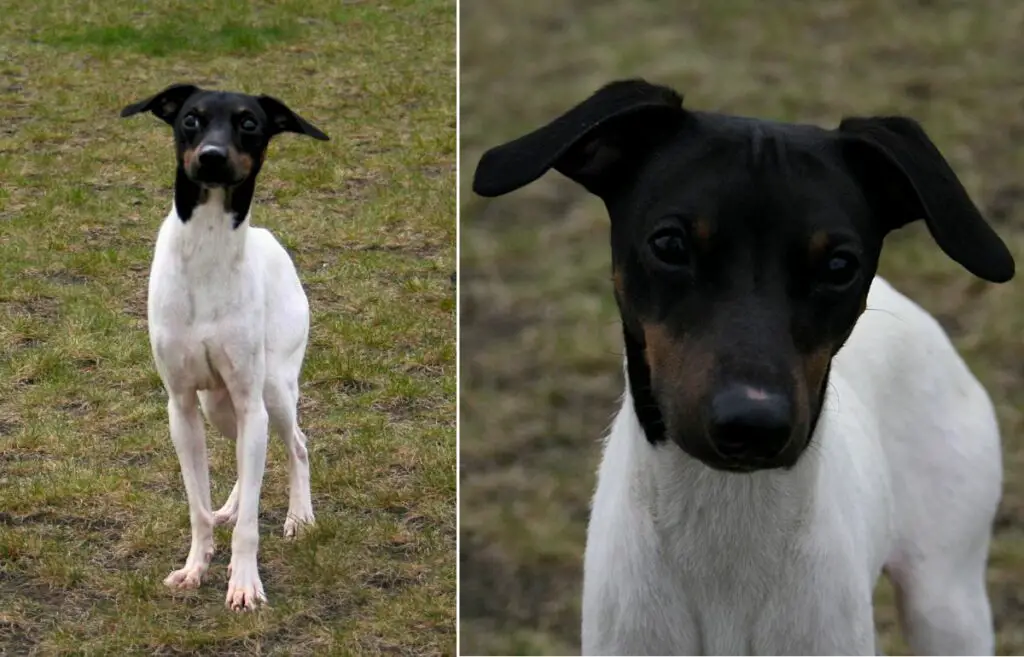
[148, 190, 314, 610]
[582, 277, 1000, 655]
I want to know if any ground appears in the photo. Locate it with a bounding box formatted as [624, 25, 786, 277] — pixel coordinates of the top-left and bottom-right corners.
[0, 1, 455, 654]
[459, 1, 1024, 654]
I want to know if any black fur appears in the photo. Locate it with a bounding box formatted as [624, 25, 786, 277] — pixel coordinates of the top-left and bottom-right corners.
[473, 78, 1015, 472]
[121, 83, 329, 226]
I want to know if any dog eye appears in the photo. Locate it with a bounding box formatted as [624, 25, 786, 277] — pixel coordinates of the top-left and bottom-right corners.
[241, 117, 258, 132]
[182, 114, 199, 130]
[648, 228, 690, 268]
[819, 251, 860, 288]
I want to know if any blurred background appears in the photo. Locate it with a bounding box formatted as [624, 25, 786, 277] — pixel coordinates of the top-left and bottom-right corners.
[459, 1, 1024, 654]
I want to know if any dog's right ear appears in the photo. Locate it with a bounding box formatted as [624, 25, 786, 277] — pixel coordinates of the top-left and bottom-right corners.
[120, 84, 201, 126]
[472, 79, 685, 198]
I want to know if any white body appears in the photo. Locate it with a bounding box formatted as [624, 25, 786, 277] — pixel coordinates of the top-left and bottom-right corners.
[148, 191, 314, 609]
[582, 277, 1001, 655]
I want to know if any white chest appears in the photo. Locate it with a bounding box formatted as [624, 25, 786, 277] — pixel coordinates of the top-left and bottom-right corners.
[581, 382, 891, 656]
[146, 201, 265, 392]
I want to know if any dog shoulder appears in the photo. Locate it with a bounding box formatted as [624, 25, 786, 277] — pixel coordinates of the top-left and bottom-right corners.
[839, 276, 997, 455]
[845, 276, 973, 382]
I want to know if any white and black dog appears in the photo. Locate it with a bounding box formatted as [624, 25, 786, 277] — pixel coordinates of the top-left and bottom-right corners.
[474, 79, 1015, 654]
[121, 84, 328, 610]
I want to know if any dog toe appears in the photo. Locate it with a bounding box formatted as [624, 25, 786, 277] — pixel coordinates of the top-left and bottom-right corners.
[283, 512, 315, 539]
[164, 566, 204, 590]
[225, 562, 266, 611]
[212, 510, 238, 527]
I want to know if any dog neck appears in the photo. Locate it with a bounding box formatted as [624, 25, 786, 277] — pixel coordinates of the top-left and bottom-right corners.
[168, 188, 250, 267]
[173, 166, 258, 229]
[612, 360, 822, 542]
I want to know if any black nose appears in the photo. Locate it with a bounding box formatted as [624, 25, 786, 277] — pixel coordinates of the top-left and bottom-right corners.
[197, 145, 228, 167]
[710, 384, 793, 460]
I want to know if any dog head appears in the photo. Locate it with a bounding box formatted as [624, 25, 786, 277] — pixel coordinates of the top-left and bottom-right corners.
[473, 79, 1014, 473]
[120, 83, 328, 223]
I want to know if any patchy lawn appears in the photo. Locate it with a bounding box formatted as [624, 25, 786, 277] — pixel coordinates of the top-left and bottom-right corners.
[459, 1, 1024, 655]
[0, 0, 455, 654]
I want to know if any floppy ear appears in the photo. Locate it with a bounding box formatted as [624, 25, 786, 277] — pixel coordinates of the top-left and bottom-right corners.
[257, 95, 330, 141]
[839, 116, 1014, 283]
[472, 79, 686, 198]
[120, 83, 200, 126]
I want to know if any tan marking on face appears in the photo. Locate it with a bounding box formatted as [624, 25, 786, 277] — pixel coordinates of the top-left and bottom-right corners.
[809, 230, 830, 262]
[182, 147, 197, 174]
[613, 268, 625, 299]
[228, 148, 254, 178]
[642, 323, 714, 411]
[787, 345, 832, 439]
[799, 346, 833, 404]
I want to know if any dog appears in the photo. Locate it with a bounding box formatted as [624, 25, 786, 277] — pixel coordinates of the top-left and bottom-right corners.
[472, 79, 1015, 655]
[121, 84, 328, 610]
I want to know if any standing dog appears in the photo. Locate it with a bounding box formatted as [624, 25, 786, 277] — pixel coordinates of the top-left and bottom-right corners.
[473, 79, 1015, 654]
[121, 84, 328, 610]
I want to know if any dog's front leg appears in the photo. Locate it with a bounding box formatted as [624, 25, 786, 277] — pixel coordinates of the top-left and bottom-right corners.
[164, 390, 215, 590]
[225, 394, 270, 611]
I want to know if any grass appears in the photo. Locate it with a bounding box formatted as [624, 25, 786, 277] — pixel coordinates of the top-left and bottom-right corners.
[459, 1, 1024, 655]
[0, 0, 455, 654]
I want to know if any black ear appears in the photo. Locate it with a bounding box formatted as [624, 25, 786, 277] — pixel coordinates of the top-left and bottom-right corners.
[120, 83, 200, 126]
[472, 79, 685, 198]
[257, 95, 329, 141]
[839, 116, 1014, 283]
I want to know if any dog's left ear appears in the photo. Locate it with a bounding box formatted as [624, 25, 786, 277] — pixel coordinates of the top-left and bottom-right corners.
[839, 116, 1014, 283]
[120, 83, 200, 126]
[257, 96, 330, 141]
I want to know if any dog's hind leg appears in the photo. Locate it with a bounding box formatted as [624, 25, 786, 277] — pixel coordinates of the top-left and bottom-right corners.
[212, 481, 240, 527]
[199, 389, 240, 527]
[265, 376, 314, 537]
[164, 390, 216, 590]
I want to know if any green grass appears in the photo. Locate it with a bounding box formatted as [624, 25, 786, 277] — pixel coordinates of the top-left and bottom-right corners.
[459, 1, 1024, 655]
[0, 0, 455, 654]
[46, 22, 301, 58]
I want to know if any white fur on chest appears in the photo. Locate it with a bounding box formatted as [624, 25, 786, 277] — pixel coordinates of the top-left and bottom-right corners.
[581, 277, 1001, 656]
[147, 194, 305, 395]
[583, 387, 888, 655]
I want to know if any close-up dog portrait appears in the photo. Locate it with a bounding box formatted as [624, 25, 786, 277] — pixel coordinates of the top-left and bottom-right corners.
[0, 1, 455, 654]
[460, 2, 1024, 656]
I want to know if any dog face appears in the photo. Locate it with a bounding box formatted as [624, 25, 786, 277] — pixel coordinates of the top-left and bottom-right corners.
[473, 79, 1014, 473]
[120, 84, 328, 223]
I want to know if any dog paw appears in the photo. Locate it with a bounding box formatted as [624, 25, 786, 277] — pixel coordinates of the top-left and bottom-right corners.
[212, 507, 238, 527]
[283, 510, 315, 539]
[164, 564, 206, 590]
[213, 484, 240, 527]
[225, 561, 266, 611]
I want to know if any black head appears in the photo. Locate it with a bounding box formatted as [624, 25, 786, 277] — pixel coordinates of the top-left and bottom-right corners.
[120, 83, 329, 224]
[473, 79, 1014, 473]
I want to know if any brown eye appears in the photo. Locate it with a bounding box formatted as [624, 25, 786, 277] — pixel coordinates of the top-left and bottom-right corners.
[648, 227, 690, 268]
